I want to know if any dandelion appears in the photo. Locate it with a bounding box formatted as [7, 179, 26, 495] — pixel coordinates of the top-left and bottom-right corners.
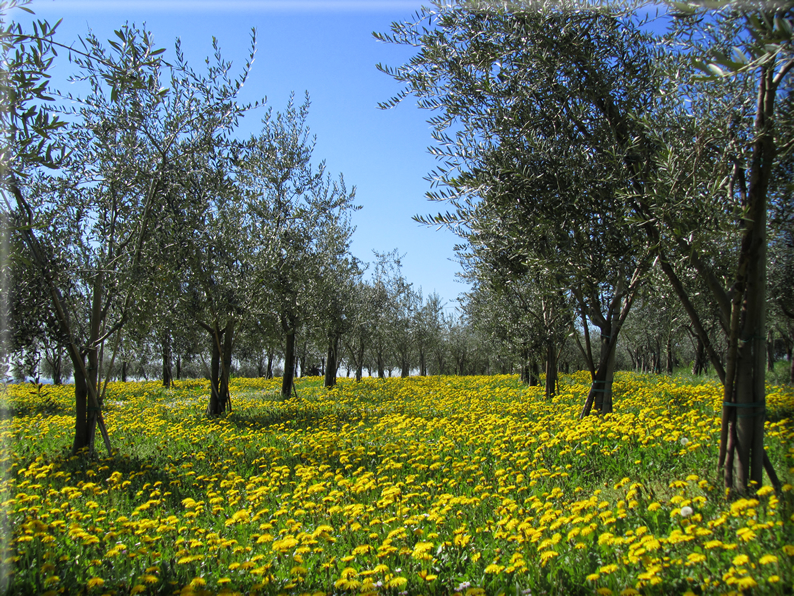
[737, 527, 757, 542]
[387, 577, 408, 588]
[735, 576, 758, 589]
[680, 506, 693, 518]
[759, 554, 778, 565]
[680, 437, 689, 446]
[87, 578, 104, 589]
[540, 550, 558, 565]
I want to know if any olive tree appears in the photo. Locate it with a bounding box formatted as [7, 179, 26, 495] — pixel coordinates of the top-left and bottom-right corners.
[377, 1, 656, 412]
[5, 16, 257, 451]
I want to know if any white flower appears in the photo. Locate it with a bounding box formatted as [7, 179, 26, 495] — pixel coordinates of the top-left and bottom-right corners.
[680, 437, 689, 446]
[680, 506, 694, 518]
[456, 582, 471, 591]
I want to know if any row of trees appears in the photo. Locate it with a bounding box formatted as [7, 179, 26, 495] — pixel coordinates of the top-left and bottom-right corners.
[2, 4, 365, 452]
[376, 0, 793, 494]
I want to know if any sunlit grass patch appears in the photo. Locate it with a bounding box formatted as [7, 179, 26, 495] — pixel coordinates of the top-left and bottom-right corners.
[1, 373, 792, 595]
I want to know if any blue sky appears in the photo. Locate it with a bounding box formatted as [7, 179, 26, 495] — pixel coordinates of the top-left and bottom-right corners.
[14, 0, 468, 311]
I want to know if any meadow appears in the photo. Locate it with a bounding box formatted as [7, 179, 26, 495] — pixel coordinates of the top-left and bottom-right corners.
[1, 372, 792, 596]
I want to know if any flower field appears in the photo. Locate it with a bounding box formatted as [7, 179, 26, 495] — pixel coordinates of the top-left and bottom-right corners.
[1, 372, 792, 596]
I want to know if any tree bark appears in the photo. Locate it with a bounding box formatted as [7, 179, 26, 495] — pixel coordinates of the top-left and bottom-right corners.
[545, 342, 558, 400]
[207, 324, 223, 416]
[718, 62, 778, 494]
[162, 329, 172, 389]
[281, 326, 296, 399]
[324, 334, 340, 388]
[72, 361, 89, 453]
[767, 328, 775, 373]
[50, 349, 62, 385]
[377, 351, 385, 379]
[202, 320, 232, 416]
[666, 335, 674, 374]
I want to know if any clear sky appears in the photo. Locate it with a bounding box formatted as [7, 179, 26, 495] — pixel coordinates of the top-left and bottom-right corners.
[13, 0, 469, 312]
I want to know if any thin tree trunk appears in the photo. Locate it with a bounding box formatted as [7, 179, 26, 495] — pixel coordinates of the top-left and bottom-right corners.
[207, 324, 223, 416]
[51, 349, 62, 385]
[221, 319, 234, 411]
[72, 361, 89, 453]
[162, 329, 172, 389]
[545, 342, 557, 400]
[666, 335, 674, 374]
[281, 328, 296, 400]
[325, 334, 340, 388]
[767, 328, 775, 373]
[719, 63, 777, 494]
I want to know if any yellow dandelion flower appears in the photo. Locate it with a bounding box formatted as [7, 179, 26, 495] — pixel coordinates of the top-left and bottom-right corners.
[769, 575, 780, 583]
[540, 550, 558, 565]
[386, 576, 408, 588]
[737, 527, 756, 542]
[687, 553, 706, 564]
[647, 502, 661, 512]
[732, 554, 750, 566]
[130, 585, 146, 595]
[735, 576, 758, 589]
[340, 567, 358, 579]
[598, 532, 614, 546]
[619, 589, 639, 596]
[484, 563, 505, 574]
[586, 573, 600, 581]
[759, 554, 778, 565]
[87, 577, 105, 589]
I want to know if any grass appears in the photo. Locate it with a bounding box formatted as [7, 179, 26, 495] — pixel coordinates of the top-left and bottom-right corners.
[1, 371, 792, 595]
